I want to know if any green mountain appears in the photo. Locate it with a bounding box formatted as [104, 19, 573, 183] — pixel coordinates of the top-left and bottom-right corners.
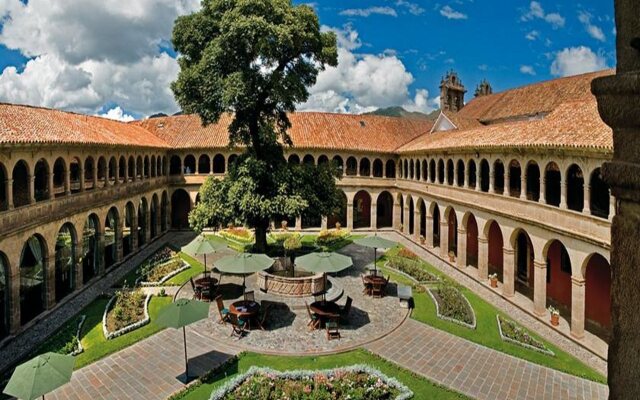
[364, 106, 438, 120]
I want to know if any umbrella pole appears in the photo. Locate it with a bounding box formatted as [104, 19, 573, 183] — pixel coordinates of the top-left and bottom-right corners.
[204, 253, 207, 275]
[183, 326, 189, 381]
[374, 247, 377, 274]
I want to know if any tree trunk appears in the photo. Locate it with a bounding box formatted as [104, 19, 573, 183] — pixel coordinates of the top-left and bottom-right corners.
[254, 219, 269, 253]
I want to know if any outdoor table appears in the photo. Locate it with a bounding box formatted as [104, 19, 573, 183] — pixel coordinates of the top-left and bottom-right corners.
[310, 301, 340, 327]
[230, 300, 261, 329]
[363, 275, 387, 297]
[194, 277, 218, 301]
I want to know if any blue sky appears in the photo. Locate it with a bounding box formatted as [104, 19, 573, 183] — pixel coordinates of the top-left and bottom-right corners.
[0, 0, 616, 119]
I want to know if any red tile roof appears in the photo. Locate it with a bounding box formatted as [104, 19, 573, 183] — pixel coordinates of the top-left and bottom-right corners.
[398, 99, 612, 153]
[137, 112, 433, 153]
[458, 70, 614, 124]
[0, 103, 169, 148]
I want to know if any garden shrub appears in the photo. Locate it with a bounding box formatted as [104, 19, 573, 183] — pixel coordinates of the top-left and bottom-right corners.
[497, 316, 553, 355]
[107, 288, 146, 332]
[430, 281, 474, 326]
[387, 256, 439, 283]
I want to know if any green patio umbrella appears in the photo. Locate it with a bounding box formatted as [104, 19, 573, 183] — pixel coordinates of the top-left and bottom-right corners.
[155, 298, 210, 382]
[3, 352, 75, 400]
[354, 235, 397, 273]
[181, 235, 226, 274]
[214, 253, 275, 288]
[294, 252, 353, 274]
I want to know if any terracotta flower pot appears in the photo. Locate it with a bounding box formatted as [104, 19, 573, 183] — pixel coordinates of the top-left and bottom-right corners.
[550, 314, 560, 326]
[490, 278, 498, 288]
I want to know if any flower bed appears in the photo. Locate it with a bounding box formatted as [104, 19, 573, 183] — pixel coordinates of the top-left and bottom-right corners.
[427, 282, 476, 329]
[209, 365, 413, 400]
[135, 247, 190, 286]
[219, 227, 254, 244]
[102, 289, 152, 340]
[316, 228, 351, 247]
[386, 256, 439, 283]
[497, 315, 555, 356]
[37, 315, 86, 356]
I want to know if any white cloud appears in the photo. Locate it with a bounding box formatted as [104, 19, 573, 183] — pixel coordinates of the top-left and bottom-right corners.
[99, 106, 135, 122]
[299, 26, 437, 114]
[521, 1, 565, 29]
[478, 64, 488, 71]
[395, 0, 425, 16]
[340, 7, 397, 18]
[0, 0, 199, 116]
[440, 5, 467, 20]
[578, 11, 606, 42]
[519, 65, 536, 75]
[550, 46, 608, 77]
[525, 30, 540, 41]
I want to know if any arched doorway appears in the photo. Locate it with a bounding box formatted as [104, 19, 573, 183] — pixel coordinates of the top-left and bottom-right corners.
[514, 229, 534, 300]
[468, 160, 477, 189]
[584, 253, 611, 341]
[545, 240, 572, 319]
[385, 160, 396, 178]
[493, 160, 505, 194]
[432, 203, 441, 248]
[169, 155, 181, 175]
[198, 154, 211, 174]
[12, 160, 30, 208]
[419, 199, 426, 239]
[353, 190, 371, 229]
[465, 213, 478, 268]
[34, 159, 49, 201]
[124, 202, 135, 257]
[545, 162, 561, 207]
[327, 191, 347, 229]
[526, 161, 540, 201]
[105, 207, 119, 269]
[82, 214, 100, 284]
[376, 191, 393, 228]
[346, 157, 357, 176]
[480, 159, 490, 192]
[138, 198, 148, 247]
[487, 221, 504, 282]
[20, 235, 46, 325]
[171, 189, 191, 229]
[0, 253, 10, 338]
[447, 208, 458, 256]
[590, 168, 610, 219]
[566, 164, 584, 212]
[213, 154, 226, 174]
[55, 223, 76, 302]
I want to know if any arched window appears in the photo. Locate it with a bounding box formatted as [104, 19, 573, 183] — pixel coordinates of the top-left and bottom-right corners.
[69, 157, 81, 194]
[432, 203, 440, 247]
[403, 160, 408, 179]
[84, 157, 95, 190]
[359, 158, 371, 176]
[288, 154, 300, 164]
[421, 160, 428, 181]
[508, 160, 521, 197]
[34, 159, 49, 201]
[213, 154, 226, 173]
[198, 154, 211, 174]
[480, 159, 490, 192]
[119, 156, 127, 183]
[414, 160, 420, 180]
[408, 196, 414, 235]
[468, 160, 477, 189]
[346, 157, 357, 176]
[372, 159, 383, 178]
[12, 160, 30, 208]
[332, 156, 344, 176]
[183, 155, 196, 175]
[429, 159, 436, 182]
[107, 157, 116, 184]
[98, 157, 108, 188]
[526, 162, 540, 201]
[144, 156, 150, 178]
[302, 154, 315, 165]
[55, 223, 76, 302]
[447, 208, 458, 256]
[53, 157, 67, 197]
[493, 160, 505, 194]
[169, 155, 181, 175]
[385, 160, 396, 178]
[409, 160, 414, 180]
[566, 164, 584, 212]
[545, 162, 561, 207]
[82, 214, 100, 284]
[135, 156, 142, 179]
[446, 159, 454, 185]
[456, 160, 465, 187]
[20, 235, 46, 324]
[150, 156, 156, 177]
[318, 155, 329, 165]
[590, 168, 610, 219]
[437, 159, 445, 184]
[128, 156, 135, 180]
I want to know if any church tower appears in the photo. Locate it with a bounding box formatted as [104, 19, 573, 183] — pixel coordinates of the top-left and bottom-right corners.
[439, 70, 466, 112]
[475, 79, 493, 97]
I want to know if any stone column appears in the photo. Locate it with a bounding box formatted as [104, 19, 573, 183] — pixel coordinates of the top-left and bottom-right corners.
[74, 242, 84, 291]
[425, 215, 434, 249]
[560, 181, 568, 209]
[502, 248, 515, 297]
[457, 227, 467, 268]
[295, 216, 302, 231]
[145, 209, 152, 244]
[346, 202, 354, 231]
[478, 236, 489, 280]
[96, 232, 106, 276]
[48, 173, 55, 199]
[45, 256, 56, 309]
[609, 191, 616, 221]
[403, 203, 410, 235]
[130, 219, 138, 254]
[92, 163, 98, 190]
[440, 220, 449, 258]
[413, 209, 421, 242]
[79, 166, 85, 192]
[503, 167, 510, 196]
[64, 168, 71, 195]
[476, 164, 482, 192]
[371, 202, 378, 231]
[392, 201, 401, 230]
[520, 170, 527, 200]
[489, 168, 495, 193]
[115, 223, 124, 263]
[533, 260, 547, 316]
[29, 175, 35, 204]
[570, 276, 586, 339]
[540, 177, 547, 204]
[584, 183, 591, 215]
[9, 272, 20, 334]
[592, 5, 640, 396]
[5, 179, 13, 210]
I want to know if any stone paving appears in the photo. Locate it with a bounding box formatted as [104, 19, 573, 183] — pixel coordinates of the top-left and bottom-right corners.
[365, 318, 609, 400]
[178, 243, 408, 354]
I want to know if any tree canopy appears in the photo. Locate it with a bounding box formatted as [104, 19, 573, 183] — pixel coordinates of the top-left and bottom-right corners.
[172, 0, 339, 250]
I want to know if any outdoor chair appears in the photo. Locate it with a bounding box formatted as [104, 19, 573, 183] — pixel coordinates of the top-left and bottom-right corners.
[382, 275, 390, 291]
[326, 316, 341, 341]
[215, 295, 230, 325]
[228, 313, 247, 339]
[305, 301, 320, 331]
[190, 277, 202, 300]
[244, 290, 255, 302]
[371, 282, 384, 298]
[339, 296, 353, 323]
[361, 275, 372, 295]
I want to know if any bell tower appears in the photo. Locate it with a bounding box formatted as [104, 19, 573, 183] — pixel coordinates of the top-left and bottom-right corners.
[439, 70, 466, 112]
[475, 79, 493, 97]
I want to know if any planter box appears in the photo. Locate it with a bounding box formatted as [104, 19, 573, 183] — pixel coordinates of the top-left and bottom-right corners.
[427, 287, 476, 329]
[496, 315, 555, 356]
[137, 260, 190, 287]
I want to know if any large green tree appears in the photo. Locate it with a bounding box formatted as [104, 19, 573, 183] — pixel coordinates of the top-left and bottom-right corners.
[172, 0, 339, 251]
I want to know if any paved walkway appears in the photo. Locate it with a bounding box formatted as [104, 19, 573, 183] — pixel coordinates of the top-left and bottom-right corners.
[365, 319, 608, 400]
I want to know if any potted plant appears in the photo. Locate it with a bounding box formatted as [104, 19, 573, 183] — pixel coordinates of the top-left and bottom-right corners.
[488, 273, 498, 288]
[419, 235, 426, 245]
[548, 306, 560, 326]
[448, 251, 455, 262]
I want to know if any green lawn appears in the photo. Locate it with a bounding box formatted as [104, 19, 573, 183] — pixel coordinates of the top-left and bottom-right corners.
[164, 252, 206, 286]
[172, 349, 468, 400]
[377, 247, 606, 383]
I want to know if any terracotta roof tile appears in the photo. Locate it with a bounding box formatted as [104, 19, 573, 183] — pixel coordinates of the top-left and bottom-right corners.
[458, 69, 614, 123]
[398, 99, 612, 153]
[441, 111, 483, 131]
[137, 112, 433, 153]
[0, 103, 169, 148]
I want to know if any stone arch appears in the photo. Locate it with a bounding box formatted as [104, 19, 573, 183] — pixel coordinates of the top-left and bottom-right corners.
[456, 159, 465, 187]
[302, 154, 315, 165]
[327, 190, 347, 229]
[183, 155, 196, 175]
[510, 228, 535, 300]
[437, 159, 445, 184]
[69, 157, 82, 194]
[213, 154, 226, 173]
[317, 155, 329, 166]
[150, 194, 159, 239]
[287, 154, 300, 164]
[373, 159, 384, 178]
[144, 155, 150, 178]
[582, 253, 611, 341]
[150, 155, 156, 177]
[463, 212, 478, 268]
[403, 159, 408, 179]
[53, 157, 67, 197]
[590, 168, 610, 219]
[408, 159, 414, 180]
[55, 222, 77, 302]
[118, 156, 126, 183]
[444, 206, 458, 256]
[161, 156, 167, 176]
[526, 161, 541, 201]
[123, 202, 136, 257]
[353, 190, 371, 229]
[169, 155, 181, 175]
[97, 157, 107, 188]
[359, 157, 371, 176]
[407, 194, 415, 235]
[346, 156, 357, 176]
[566, 164, 584, 212]
[171, 189, 192, 229]
[414, 159, 420, 180]
[138, 197, 148, 247]
[12, 159, 30, 208]
[82, 213, 101, 284]
[430, 202, 441, 247]
[480, 159, 490, 192]
[385, 159, 396, 178]
[397, 193, 404, 227]
[108, 156, 117, 184]
[376, 191, 394, 228]
[105, 207, 119, 268]
[332, 155, 344, 176]
[198, 154, 211, 174]
[161, 191, 169, 232]
[468, 159, 477, 189]
[84, 156, 95, 190]
[126, 155, 135, 181]
[0, 252, 9, 338]
[135, 156, 143, 179]
[493, 159, 505, 194]
[34, 158, 49, 201]
[20, 234, 47, 325]
[545, 162, 561, 207]
[508, 159, 521, 197]
[446, 159, 454, 185]
[421, 160, 428, 182]
[485, 220, 504, 282]
[543, 239, 572, 319]
[429, 159, 436, 183]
